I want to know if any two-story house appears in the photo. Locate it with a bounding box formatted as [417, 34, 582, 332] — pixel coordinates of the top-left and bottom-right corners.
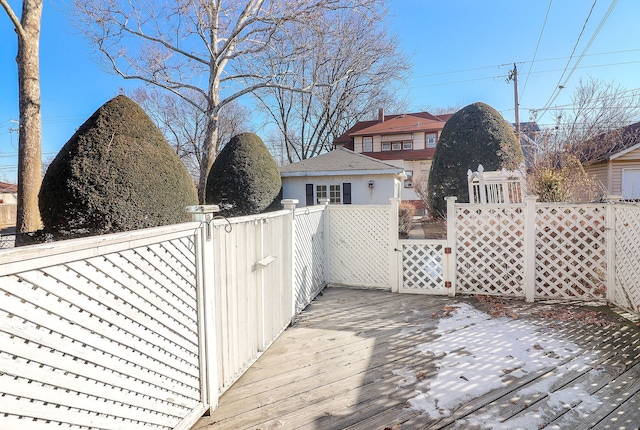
[333, 109, 452, 209]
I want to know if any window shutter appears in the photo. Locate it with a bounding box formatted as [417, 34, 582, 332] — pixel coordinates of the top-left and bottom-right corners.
[343, 183, 352, 204]
[306, 184, 314, 206]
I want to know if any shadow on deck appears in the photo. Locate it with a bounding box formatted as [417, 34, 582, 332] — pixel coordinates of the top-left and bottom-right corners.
[193, 288, 640, 430]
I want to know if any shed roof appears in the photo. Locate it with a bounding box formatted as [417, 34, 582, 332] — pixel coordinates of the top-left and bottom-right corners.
[280, 148, 404, 177]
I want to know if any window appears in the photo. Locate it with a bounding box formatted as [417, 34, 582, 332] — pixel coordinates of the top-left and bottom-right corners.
[343, 183, 352, 204]
[426, 133, 437, 148]
[306, 184, 314, 206]
[382, 142, 391, 151]
[363, 136, 373, 152]
[405, 170, 413, 188]
[392, 142, 402, 151]
[316, 185, 327, 204]
[403, 141, 413, 150]
[329, 185, 341, 203]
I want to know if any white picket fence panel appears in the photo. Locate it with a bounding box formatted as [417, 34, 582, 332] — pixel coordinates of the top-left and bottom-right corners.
[0, 223, 207, 430]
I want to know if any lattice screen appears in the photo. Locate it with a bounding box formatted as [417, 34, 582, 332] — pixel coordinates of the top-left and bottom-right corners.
[456, 205, 526, 296]
[535, 205, 607, 300]
[293, 207, 326, 313]
[0, 233, 203, 429]
[614, 205, 640, 313]
[400, 240, 446, 294]
[326, 206, 391, 288]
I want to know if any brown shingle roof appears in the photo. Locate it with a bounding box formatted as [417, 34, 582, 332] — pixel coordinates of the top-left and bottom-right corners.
[0, 182, 17, 193]
[349, 113, 445, 136]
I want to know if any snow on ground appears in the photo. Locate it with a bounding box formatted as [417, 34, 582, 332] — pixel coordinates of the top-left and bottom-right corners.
[398, 302, 603, 428]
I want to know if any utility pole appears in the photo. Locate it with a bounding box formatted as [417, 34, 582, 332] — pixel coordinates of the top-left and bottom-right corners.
[507, 63, 520, 142]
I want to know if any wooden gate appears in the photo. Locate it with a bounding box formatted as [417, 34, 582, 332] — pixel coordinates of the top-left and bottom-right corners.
[398, 239, 449, 294]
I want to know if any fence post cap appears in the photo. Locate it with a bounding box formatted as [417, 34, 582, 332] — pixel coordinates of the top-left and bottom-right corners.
[444, 196, 457, 202]
[605, 195, 622, 202]
[281, 199, 299, 210]
[185, 205, 220, 214]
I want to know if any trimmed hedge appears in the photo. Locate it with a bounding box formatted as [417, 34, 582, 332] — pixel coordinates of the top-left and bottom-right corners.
[39, 95, 198, 238]
[205, 133, 282, 217]
[427, 102, 523, 216]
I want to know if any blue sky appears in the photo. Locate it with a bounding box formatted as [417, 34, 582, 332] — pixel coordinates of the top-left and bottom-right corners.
[2, 0, 640, 183]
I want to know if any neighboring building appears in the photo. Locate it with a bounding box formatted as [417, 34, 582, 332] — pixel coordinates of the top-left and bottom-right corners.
[280, 148, 406, 207]
[0, 182, 18, 227]
[333, 109, 452, 208]
[583, 122, 640, 199]
[0, 182, 17, 205]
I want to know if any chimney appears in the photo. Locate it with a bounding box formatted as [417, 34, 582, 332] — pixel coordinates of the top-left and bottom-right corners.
[378, 108, 384, 123]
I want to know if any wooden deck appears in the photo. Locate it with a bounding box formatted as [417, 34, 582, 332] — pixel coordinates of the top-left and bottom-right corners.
[193, 288, 640, 430]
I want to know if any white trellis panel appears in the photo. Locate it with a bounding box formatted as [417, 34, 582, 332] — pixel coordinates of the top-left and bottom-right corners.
[293, 206, 326, 313]
[535, 204, 608, 300]
[613, 205, 640, 313]
[455, 205, 526, 297]
[399, 239, 447, 294]
[326, 205, 391, 289]
[0, 224, 206, 430]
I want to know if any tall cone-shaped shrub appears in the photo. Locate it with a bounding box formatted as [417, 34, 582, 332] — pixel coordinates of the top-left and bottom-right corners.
[427, 102, 524, 216]
[39, 95, 198, 238]
[205, 132, 282, 217]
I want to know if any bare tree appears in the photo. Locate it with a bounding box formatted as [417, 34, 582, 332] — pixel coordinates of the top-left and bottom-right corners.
[73, 0, 386, 202]
[1, 0, 43, 239]
[129, 87, 251, 181]
[255, 7, 409, 163]
[528, 78, 640, 202]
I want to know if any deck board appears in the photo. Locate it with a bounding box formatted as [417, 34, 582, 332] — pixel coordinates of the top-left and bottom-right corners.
[192, 288, 640, 430]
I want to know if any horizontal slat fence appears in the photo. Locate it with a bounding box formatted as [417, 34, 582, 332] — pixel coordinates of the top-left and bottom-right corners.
[0, 223, 207, 430]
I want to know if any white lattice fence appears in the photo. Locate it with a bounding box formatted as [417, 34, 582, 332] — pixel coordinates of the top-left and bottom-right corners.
[326, 205, 392, 289]
[535, 204, 608, 300]
[399, 240, 447, 294]
[0, 224, 206, 430]
[455, 205, 526, 297]
[293, 206, 326, 313]
[613, 205, 640, 313]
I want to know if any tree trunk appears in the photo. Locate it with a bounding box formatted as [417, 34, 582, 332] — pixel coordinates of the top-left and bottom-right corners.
[15, 0, 43, 241]
[198, 113, 218, 204]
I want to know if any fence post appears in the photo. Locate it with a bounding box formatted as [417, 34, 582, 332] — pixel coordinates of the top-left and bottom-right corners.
[282, 199, 299, 324]
[445, 196, 457, 297]
[605, 195, 621, 303]
[186, 205, 220, 412]
[523, 196, 538, 303]
[320, 198, 330, 285]
[390, 198, 400, 293]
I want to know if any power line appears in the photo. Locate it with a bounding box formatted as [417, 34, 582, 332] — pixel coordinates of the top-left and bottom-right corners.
[521, 0, 554, 100]
[538, 0, 599, 116]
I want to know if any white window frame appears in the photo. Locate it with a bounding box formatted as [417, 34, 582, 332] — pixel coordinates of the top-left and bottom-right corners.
[426, 133, 437, 148]
[329, 184, 341, 203]
[403, 141, 413, 150]
[382, 142, 391, 151]
[392, 142, 402, 151]
[316, 185, 327, 204]
[362, 136, 373, 152]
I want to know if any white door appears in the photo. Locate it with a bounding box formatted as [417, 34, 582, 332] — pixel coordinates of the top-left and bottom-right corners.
[622, 169, 640, 200]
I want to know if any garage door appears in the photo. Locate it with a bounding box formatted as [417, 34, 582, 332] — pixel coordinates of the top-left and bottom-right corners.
[622, 169, 640, 200]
